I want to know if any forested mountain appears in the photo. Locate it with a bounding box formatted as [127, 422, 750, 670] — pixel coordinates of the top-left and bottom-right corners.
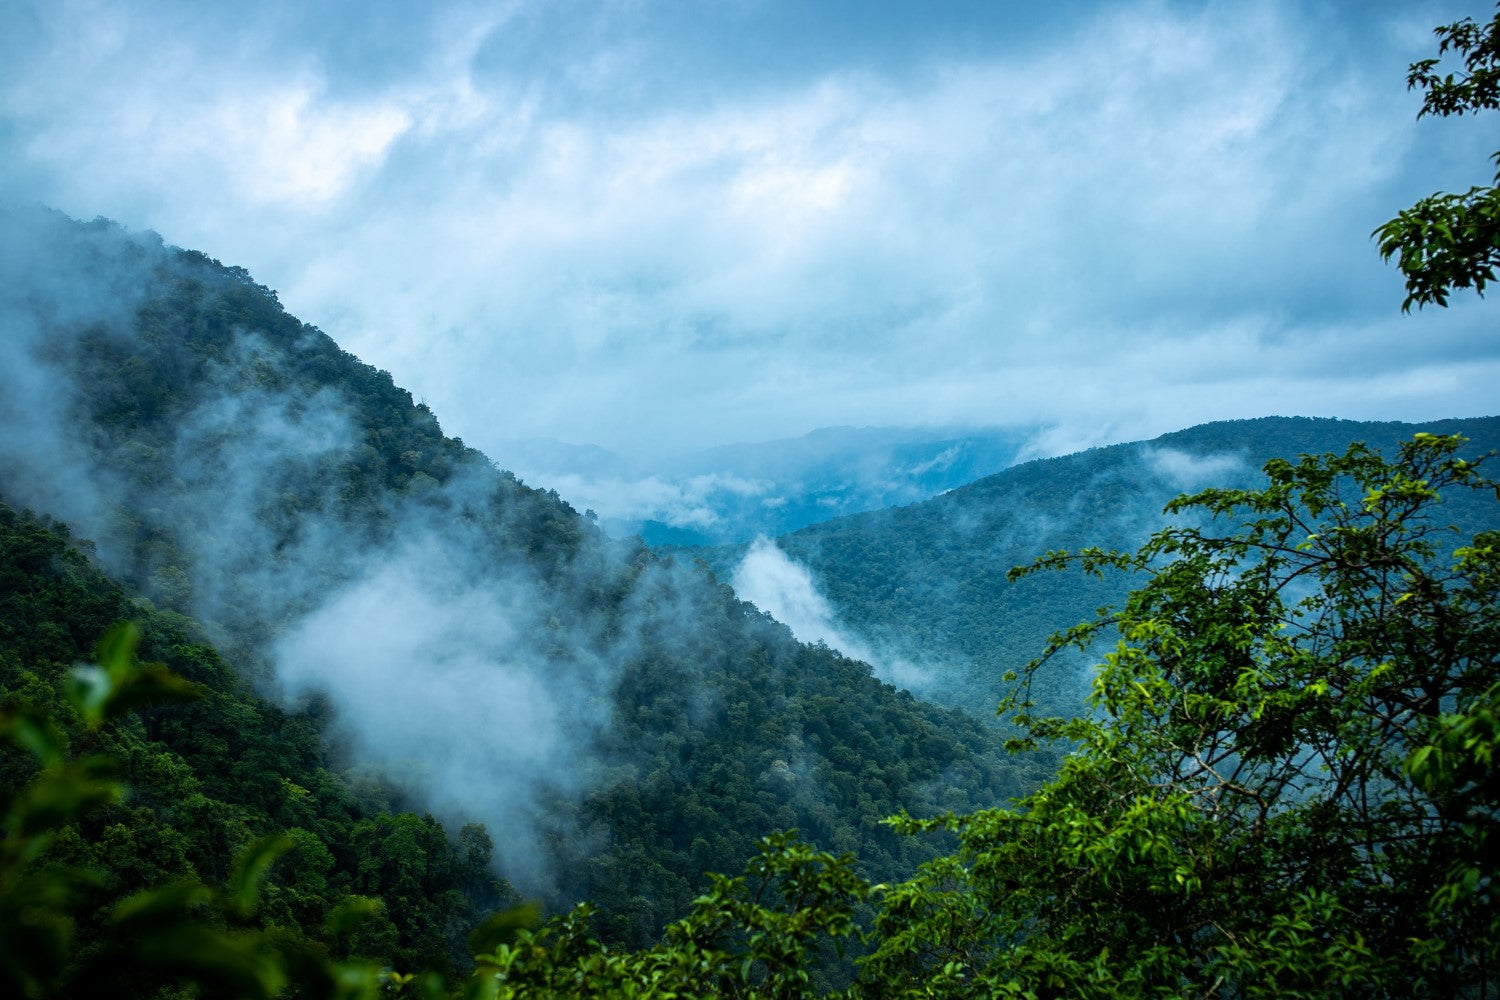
[0, 206, 1035, 968]
[698, 415, 1500, 719]
[2, 213, 1495, 996]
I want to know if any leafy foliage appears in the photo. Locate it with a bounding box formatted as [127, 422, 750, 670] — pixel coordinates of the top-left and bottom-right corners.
[466, 832, 868, 999]
[0, 623, 385, 998]
[9, 435, 1496, 998]
[0, 504, 512, 991]
[1375, 3, 1500, 309]
[377, 433, 1498, 998]
[7, 7, 1500, 983]
[851, 433, 1500, 997]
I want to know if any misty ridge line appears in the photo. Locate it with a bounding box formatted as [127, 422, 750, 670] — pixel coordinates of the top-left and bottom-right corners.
[502, 423, 1041, 547]
[711, 446, 1256, 711]
[712, 417, 1500, 719]
[730, 536, 937, 694]
[0, 206, 1022, 908]
[6, 205, 1495, 927]
[0, 205, 701, 889]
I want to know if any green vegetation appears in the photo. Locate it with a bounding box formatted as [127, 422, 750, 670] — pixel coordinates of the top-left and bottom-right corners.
[1, 622, 385, 999]
[453, 432, 1496, 997]
[1377, 3, 1500, 310]
[0, 204, 1024, 951]
[0, 504, 512, 994]
[9, 433, 1495, 997]
[709, 416, 1500, 721]
[852, 432, 1499, 996]
[2, 7, 1498, 996]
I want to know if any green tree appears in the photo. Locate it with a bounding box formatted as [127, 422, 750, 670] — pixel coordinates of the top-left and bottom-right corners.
[466, 831, 867, 999]
[853, 433, 1499, 997]
[0, 624, 389, 999]
[1376, 3, 1500, 309]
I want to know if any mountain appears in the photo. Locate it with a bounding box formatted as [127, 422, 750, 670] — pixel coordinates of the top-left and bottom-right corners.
[502, 425, 1037, 546]
[0, 206, 1032, 953]
[699, 416, 1500, 719]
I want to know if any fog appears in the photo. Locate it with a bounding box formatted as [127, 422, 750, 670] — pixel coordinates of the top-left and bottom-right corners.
[0, 207, 718, 892]
[731, 536, 933, 693]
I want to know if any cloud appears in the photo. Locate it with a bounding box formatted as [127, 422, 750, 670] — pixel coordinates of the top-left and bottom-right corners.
[272, 534, 608, 890]
[731, 536, 932, 690]
[521, 471, 771, 528]
[2, 0, 1494, 469]
[0, 209, 657, 896]
[207, 89, 411, 206]
[1144, 448, 1250, 490]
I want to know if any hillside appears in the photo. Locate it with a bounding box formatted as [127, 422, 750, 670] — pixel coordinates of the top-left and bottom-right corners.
[0, 206, 1034, 952]
[0, 502, 512, 982]
[699, 415, 1500, 718]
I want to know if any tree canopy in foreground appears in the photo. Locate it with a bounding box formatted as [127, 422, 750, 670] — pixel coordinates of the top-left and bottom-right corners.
[1376, 3, 1500, 309]
[853, 431, 1498, 998]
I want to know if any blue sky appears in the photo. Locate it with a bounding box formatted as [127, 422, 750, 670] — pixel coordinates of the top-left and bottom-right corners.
[3, 0, 1496, 465]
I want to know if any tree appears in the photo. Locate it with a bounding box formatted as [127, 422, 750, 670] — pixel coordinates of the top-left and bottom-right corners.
[0, 624, 390, 999]
[466, 831, 868, 999]
[1376, 4, 1500, 310]
[853, 433, 1499, 997]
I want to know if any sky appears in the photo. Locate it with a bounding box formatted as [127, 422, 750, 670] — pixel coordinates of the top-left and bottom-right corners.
[2, 0, 1497, 468]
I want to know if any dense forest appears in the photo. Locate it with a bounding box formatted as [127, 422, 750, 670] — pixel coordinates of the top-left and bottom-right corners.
[0, 503, 512, 981]
[7, 431, 1495, 997]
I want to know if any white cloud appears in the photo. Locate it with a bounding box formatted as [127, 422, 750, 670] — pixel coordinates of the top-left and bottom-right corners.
[2, 0, 1493, 465]
[273, 538, 591, 888]
[1146, 448, 1249, 489]
[731, 537, 932, 690]
[205, 89, 412, 206]
[527, 470, 771, 528]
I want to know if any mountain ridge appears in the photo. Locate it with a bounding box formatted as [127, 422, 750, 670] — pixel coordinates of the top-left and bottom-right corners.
[0, 206, 1029, 951]
[700, 413, 1500, 718]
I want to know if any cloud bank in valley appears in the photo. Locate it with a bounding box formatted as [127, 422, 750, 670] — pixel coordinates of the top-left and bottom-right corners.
[2, 0, 1496, 470]
[271, 533, 614, 891]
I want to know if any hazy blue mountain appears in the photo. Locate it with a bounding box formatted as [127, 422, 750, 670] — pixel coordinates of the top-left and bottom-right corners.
[505, 424, 1039, 545]
[699, 416, 1500, 719]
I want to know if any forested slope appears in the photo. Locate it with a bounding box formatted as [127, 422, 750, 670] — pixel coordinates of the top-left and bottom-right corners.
[698, 416, 1500, 718]
[0, 502, 511, 984]
[0, 207, 1030, 950]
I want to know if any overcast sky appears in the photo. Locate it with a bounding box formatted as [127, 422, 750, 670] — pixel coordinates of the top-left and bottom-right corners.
[3, 0, 1496, 465]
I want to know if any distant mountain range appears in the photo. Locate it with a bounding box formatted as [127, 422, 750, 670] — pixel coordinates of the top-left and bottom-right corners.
[500, 424, 1039, 545]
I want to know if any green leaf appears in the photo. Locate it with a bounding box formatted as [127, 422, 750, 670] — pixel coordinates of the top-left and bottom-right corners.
[467, 901, 543, 957]
[228, 834, 295, 918]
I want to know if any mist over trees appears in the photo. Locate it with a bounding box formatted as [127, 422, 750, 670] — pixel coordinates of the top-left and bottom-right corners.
[0, 204, 1032, 986]
[2, 5, 1499, 998]
[8, 428, 1494, 997]
[706, 416, 1500, 719]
